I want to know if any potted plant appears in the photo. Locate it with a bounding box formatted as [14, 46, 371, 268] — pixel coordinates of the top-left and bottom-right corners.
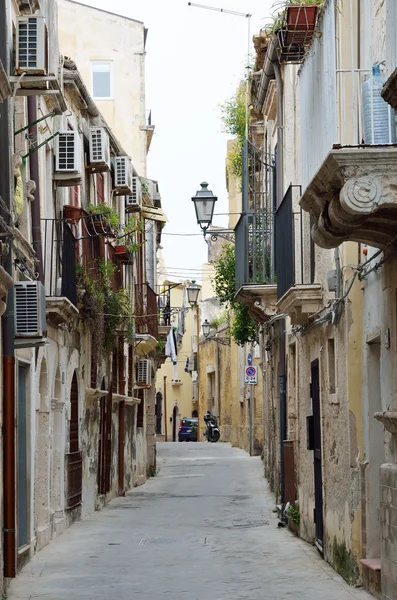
[286, 500, 300, 536]
[87, 203, 119, 236]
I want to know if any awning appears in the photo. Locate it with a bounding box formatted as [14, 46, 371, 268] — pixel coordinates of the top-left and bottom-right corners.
[142, 206, 167, 223]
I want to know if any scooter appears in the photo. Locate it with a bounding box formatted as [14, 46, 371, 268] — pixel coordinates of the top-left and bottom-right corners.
[203, 412, 220, 442]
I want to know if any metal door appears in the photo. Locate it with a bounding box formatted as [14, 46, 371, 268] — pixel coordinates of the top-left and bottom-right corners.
[311, 359, 324, 546]
[98, 386, 112, 495]
[17, 365, 28, 548]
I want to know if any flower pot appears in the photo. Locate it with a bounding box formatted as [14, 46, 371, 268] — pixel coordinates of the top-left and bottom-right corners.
[63, 204, 85, 223]
[284, 5, 318, 49]
[287, 5, 318, 30]
[88, 214, 115, 237]
[114, 245, 127, 255]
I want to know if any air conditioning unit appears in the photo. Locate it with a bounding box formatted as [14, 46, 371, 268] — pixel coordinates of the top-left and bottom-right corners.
[14, 281, 47, 338]
[55, 131, 82, 173]
[137, 359, 151, 387]
[89, 127, 110, 170]
[125, 177, 142, 211]
[113, 156, 133, 194]
[16, 15, 48, 75]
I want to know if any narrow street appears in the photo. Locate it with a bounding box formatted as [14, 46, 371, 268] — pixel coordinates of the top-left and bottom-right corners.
[8, 443, 373, 600]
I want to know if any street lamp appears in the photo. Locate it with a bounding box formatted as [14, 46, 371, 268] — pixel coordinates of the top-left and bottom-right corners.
[202, 319, 211, 338]
[187, 279, 200, 306]
[191, 182, 217, 236]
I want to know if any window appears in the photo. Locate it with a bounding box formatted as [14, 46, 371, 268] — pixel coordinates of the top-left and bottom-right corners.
[91, 61, 113, 99]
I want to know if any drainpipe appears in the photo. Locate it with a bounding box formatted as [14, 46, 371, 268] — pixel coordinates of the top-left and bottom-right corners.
[27, 97, 44, 283]
[0, 0, 16, 578]
[272, 60, 284, 210]
[118, 339, 125, 496]
[333, 248, 343, 325]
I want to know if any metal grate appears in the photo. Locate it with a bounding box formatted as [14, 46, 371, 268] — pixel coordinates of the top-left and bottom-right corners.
[137, 359, 151, 386]
[90, 128, 103, 162]
[15, 282, 39, 335]
[114, 157, 127, 187]
[57, 132, 77, 171]
[18, 17, 38, 69]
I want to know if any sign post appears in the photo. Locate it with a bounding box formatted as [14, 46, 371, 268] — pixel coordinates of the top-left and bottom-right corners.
[245, 364, 257, 456]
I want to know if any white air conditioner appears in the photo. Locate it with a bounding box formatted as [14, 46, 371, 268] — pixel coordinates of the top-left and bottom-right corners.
[89, 127, 110, 170]
[125, 177, 142, 211]
[113, 156, 133, 194]
[55, 131, 81, 173]
[137, 359, 151, 387]
[16, 15, 48, 75]
[14, 281, 47, 338]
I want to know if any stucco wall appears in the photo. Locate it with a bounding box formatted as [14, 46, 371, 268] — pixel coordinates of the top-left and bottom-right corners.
[57, 0, 147, 175]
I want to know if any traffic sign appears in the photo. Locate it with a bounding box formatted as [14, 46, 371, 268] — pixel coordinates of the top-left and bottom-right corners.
[247, 352, 253, 366]
[245, 365, 257, 385]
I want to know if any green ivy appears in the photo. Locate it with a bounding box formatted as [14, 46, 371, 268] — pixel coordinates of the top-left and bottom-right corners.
[220, 82, 246, 179]
[212, 245, 257, 346]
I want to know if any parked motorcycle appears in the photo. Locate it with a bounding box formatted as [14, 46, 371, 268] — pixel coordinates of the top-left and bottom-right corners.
[203, 412, 220, 442]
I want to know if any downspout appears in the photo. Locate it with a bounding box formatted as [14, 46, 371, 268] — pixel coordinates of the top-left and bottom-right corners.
[27, 97, 44, 283]
[0, 0, 16, 578]
[273, 60, 284, 209]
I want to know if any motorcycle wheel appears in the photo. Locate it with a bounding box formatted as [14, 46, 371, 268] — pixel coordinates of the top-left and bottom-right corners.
[211, 430, 220, 442]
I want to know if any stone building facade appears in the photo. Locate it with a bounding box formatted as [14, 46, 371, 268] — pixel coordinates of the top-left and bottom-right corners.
[0, 0, 164, 593]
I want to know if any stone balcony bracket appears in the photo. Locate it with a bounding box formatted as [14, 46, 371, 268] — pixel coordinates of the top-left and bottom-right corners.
[158, 325, 171, 339]
[235, 284, 277, 324]
[46, 297, 79, 327]
[276, 284, 323, 326]
[300, 147, 397, 250]
[125, 396, 141, 407]
[85, 388, 109, 404]
[374, 411, 397, 435]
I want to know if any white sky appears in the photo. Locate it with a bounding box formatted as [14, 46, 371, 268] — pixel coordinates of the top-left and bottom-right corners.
[75, 0, 273, 283]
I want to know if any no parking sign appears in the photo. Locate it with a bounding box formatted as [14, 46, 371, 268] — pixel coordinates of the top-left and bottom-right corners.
[244, 365, 257, 385]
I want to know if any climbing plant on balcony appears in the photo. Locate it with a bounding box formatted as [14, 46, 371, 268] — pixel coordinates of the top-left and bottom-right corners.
[76, 259, 133, 360]
[220, 82, 246, 179]
[212, 245, 257, 346]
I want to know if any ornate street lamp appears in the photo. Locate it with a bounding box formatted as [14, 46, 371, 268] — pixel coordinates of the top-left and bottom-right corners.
[187, 280, 200, 307]
[191, 182, 217, 236]
[202, 319, 211, 338]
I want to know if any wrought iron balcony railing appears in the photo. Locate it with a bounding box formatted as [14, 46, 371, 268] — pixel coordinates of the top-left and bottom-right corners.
[42, 219, 77, 307]
[135, 283, 158, 340]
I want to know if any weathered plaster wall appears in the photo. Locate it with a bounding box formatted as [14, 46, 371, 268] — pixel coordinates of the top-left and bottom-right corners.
[57, 0, 148, 175]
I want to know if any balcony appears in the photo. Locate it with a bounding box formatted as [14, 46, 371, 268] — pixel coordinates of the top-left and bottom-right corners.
[300, 146, 397, 250]
[235, 141, 277, 323]
[42, 219, 79, 325]
[135, 283, 158, 354]
[275, 185, 323, 325]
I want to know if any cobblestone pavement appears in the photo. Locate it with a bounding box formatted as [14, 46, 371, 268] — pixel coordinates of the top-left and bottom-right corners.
[7, 442, 374, 600]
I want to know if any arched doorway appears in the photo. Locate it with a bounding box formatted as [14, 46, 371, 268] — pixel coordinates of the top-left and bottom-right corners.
[50, 367, 64, 518]
[66, 371, 82, 509]
[192, 410, 198, 418]
[172, 405, 178, 442]
[155, 392, 162, 434]
[35, 359, 50, 548]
